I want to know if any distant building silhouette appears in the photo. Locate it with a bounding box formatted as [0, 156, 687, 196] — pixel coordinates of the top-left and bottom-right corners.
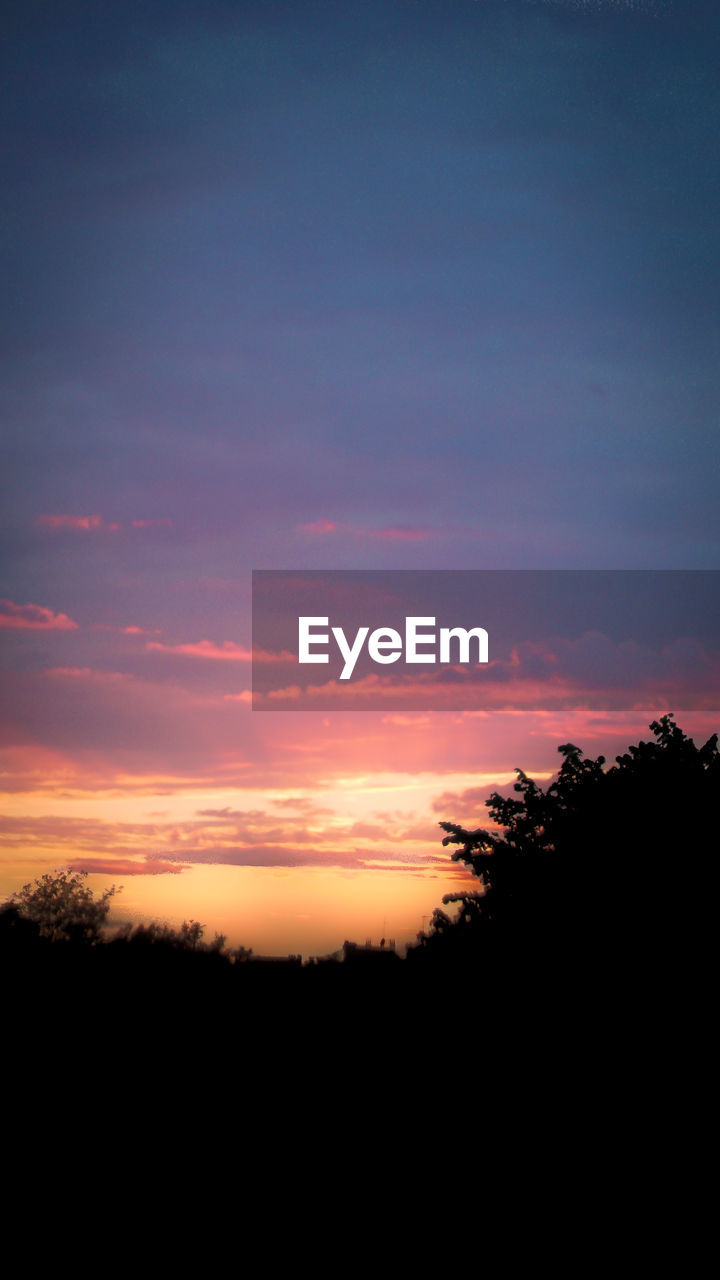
[342, 940, 400, 966]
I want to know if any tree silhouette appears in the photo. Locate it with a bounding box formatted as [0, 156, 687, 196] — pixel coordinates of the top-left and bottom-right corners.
[422, 715, 718, 956]
[10, 869, 118, 945]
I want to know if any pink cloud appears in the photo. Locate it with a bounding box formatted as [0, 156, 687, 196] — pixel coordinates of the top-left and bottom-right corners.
[255, 629, 720, 712]
[148, 640, 293, 663]
[90, 623, 161, 634]
[296, 518, 436, 540]
[157, 845, 437, 870]
[148, 640, 253, 661]
[0, 598, 78, 631]
[364, 526, 434, 541]
[68, 857, 188, 876]
[0, 801, 451, 875]
[38, 514, 170, 533]
[297, 519, 339, 534]
[38, 514, 105, 531]
[44, 666, 132, 682]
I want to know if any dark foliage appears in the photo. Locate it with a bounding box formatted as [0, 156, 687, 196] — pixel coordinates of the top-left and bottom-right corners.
[9, 869, 117, 945]
[415, 715, 718, 965]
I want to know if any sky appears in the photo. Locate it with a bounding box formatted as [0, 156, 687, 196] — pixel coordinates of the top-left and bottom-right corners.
[1, 0, 718, 955]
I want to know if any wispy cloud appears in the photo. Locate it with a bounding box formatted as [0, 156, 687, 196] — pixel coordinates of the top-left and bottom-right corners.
[256, 632, 720, 710]
[147, 640, 253, 661]
[68, 857, 189, 876]
[90, 623, 161, 635]
[38, 514, 106, 531]
[365, 527, 436, 541]
[297, 519, 438, 541]
[0, 598, 78, 630]
[148, 640, 293, 662]
[44, 666, 133, 682]
[38, 514, 171, 533]
[0, 804, 450, 874]
[297, 519, 339, 534]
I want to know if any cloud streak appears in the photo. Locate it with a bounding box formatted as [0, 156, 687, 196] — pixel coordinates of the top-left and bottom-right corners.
[0, 599, 78, 631]
[147, 640, 293, 663]
[37, 514, 106, 531]
[297, 519, 438, 541]
[68, 857, 189, 876]
[38, 515, 171, 533]
[148, 640, 253, 662]
[255, 631, 720, 711]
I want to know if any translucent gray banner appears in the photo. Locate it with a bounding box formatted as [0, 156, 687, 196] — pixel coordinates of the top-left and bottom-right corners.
[252, 570, 720, 711]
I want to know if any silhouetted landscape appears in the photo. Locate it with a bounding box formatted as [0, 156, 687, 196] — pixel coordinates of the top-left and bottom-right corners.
[4, 716, 714, 1072]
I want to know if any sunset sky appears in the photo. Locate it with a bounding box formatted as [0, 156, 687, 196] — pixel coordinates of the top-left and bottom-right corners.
[1, 0, 718, 955]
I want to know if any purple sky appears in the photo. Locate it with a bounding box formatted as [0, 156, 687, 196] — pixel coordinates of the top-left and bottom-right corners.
[2, 0, 719, 623]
